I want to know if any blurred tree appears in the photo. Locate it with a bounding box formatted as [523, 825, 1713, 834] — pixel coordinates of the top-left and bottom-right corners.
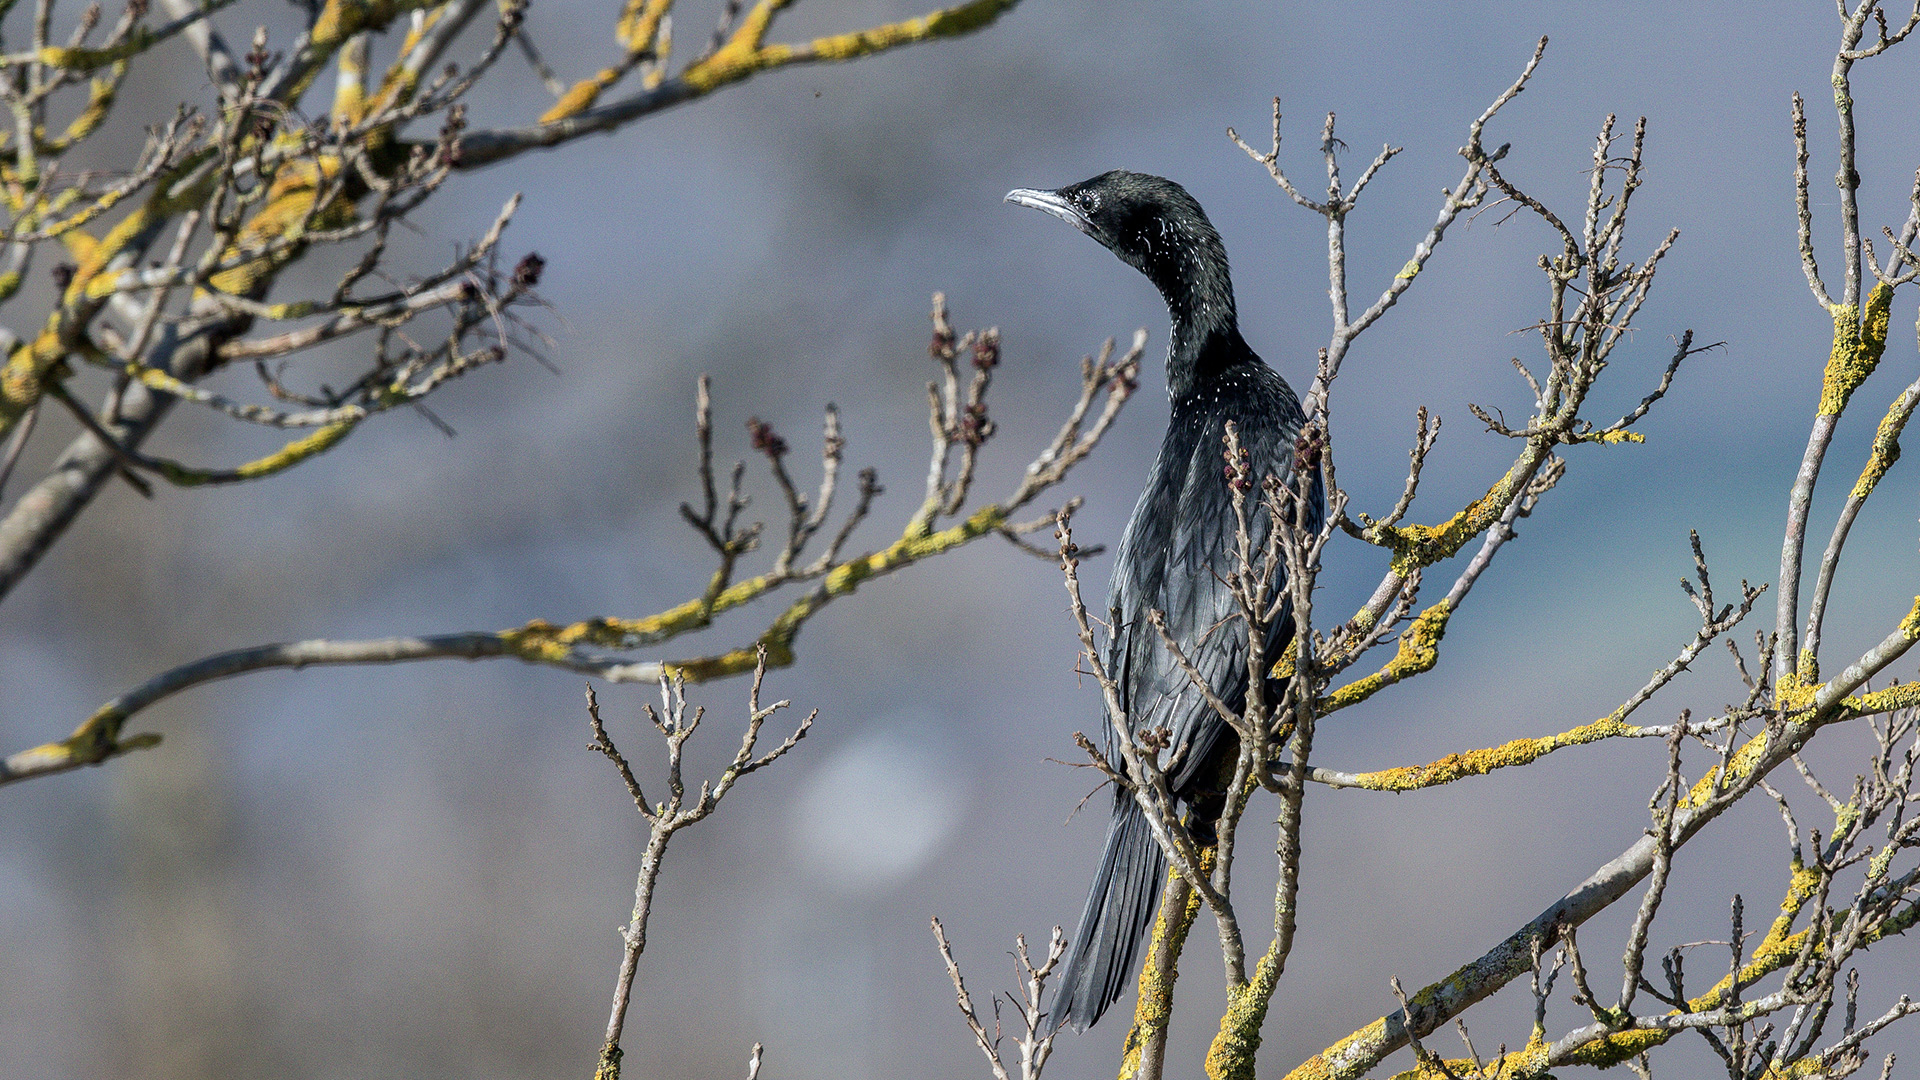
[0, 3, 1149, 1072]
[0, 0, 1064, 779]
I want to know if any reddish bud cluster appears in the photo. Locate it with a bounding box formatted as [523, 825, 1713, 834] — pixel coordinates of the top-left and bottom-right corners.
[971, 331, 1000, 370]
[244, 29, 279, 84]
[1223, 444, 1253, 493]
[1293, 423, 1326, 474]
[747, 418, 788, 458]
[436, 104, 467, 168]
[512, 252, 545, 290]
[959, 402, 993, 446]
[930, 325, 956, 359]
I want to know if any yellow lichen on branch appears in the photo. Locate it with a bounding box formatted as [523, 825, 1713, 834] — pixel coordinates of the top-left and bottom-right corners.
[1318, 601, 1450, 713]
[538, 0, 671, 123]
[0, 726, 163, 784]
[32, 0, 241, 73]
[206, 156, 357, 296]
[331, 34, 370, 125]
[1364, 446, 1548, 578]
[1571, 427, 1645, 444]
[16, 151, 149, 242]
[1685, 595, 1920, 806]
[540, 70, 620, 123]
[42, 66, 125, 153]
[1118, 852, 1211, 1080]
[1284, 969, 1485, 1080]
[37, 34, 163, 72]
[1838, 675, 1920, 719]
[311, 0, 435, 55]
[1287, 869, 1860, 1080]
[1818, 280, 1893, 418]
[16, 493, 1033, 784]
[503, 501, 1014, 679]
[1848, 375, 1920, 499]
[145, 419, 362, 486]
[0, 150, 219, 422]
[676, 0, 1019, 94]
[1205, 946, 1284, 1080]
[1397, 863, 1867, 1080]
[1332, 712, 1630, 792]
[283, 0, 442, 105]
[614, 0, 671, 50]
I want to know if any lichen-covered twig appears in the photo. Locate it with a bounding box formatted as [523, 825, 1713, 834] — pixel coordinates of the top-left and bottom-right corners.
[455, 0, 1023, 168]
[0, 0, 1024, 618]
[3, 304, 1138, 785]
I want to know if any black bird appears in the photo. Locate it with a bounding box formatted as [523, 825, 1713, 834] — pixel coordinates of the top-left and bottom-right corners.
[1006, 171, 1321, 1033]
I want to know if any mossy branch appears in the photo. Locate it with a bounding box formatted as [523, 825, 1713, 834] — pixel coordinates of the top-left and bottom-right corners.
[0, 502, 1010, 785]
[2, 311, 1138, 786]
[20, 0, 242, 72]
[678, 0, 1015, 93]
[1316, 714, 1633, 793]
[456, 0, 1022, 163]
[1285, 590, 1920, 1080]
[1316, 601, 1449, 714]
[1117, 855, 1209, 1080]
[1778, 279, 1896, 684]
[1396, 855, 1917, 1079]
[1317, 557, 1765, 792]
[1817, 281, 1894, 419]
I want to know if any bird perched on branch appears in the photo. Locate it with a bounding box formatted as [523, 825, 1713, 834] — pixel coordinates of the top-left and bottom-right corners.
[1006, 171, 1321, 1032]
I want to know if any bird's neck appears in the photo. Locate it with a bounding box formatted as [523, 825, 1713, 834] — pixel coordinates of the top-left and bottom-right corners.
[1156, 259, 1251, 400]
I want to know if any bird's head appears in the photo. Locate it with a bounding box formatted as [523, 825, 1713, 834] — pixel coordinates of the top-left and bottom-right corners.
[1005, 171, 1234, 331]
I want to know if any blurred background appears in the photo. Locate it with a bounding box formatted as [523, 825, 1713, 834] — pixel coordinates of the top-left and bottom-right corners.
[5, 1, 1920, 1077]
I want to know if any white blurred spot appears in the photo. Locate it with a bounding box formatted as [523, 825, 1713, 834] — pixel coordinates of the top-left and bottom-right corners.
[788, 717, 966, 893]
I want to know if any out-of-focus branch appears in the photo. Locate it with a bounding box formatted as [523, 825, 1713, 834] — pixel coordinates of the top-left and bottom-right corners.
[585, 650, 812, 1080]
[0, 0, 1024, 619]
[932, 919, 1064, 1080]
[4, 303, 1139, 785]
[156, 0, 243, 94]
[455, 0, 1021, 168]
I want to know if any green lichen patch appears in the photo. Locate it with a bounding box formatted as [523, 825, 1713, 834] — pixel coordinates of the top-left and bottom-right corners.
[1817, 282, 1893, 418]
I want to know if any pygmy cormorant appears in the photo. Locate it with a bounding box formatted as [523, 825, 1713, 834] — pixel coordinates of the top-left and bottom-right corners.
[1005, 171, 1321, 1033]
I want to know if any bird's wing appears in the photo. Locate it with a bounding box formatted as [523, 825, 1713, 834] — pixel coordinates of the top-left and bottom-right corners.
[1106, 404, 1302, 795]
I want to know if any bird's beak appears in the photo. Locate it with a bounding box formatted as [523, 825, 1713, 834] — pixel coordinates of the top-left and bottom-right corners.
[1005, 188, 1096, 239]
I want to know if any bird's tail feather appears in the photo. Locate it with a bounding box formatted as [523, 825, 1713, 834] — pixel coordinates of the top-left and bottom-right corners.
[1047, 796, 1167, 1033]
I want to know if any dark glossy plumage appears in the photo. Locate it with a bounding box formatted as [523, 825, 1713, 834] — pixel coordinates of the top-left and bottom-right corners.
[1006, 171, 1320, 1033]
